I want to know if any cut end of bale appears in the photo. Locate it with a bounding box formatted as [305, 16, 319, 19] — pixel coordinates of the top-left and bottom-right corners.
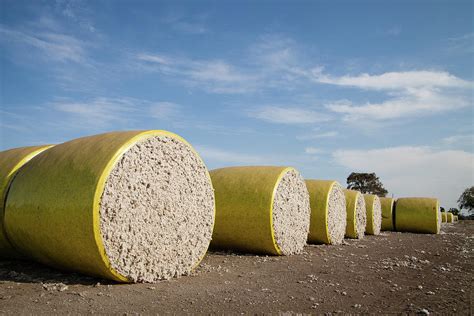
[326, 182, 346, 245]
[272, 169, 310, 255]
[371, 196, 382, 235]
[355, 193, 367, 239]
[99, 135, 215, 282]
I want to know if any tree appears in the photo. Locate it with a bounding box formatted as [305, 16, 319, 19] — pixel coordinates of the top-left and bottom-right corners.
[346, 172, 388, 197]
[457, 186, 474, 214]
[440, 207, 446, 212]
[449, 208, 460, 216]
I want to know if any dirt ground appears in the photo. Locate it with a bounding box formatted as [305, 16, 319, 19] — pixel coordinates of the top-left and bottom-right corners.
[0, 221, 472, 315]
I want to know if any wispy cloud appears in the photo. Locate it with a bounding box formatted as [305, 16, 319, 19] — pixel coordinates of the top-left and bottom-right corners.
[248, 106, 331, 124]
[195, 145, 266, 165]
[441, 134, 474, 147]
[160, 11, 208, 34]
[446, 32, 474, 54]
[136, 53, 260, 93]
[0, 25, 88, 63]
[304, 147, 324, 155]
[384, 26, 402, 37]
[296, 130, 338, 141]
[149, 102, 181, 119]
[52, 97, 137, 126]
[333, 146, 474, 207]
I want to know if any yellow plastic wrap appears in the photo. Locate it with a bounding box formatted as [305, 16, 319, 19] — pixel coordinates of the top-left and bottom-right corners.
[380, 197, 395, 231]
[306, 180, 339, 244]
[343, 189, 362, 239]
[209, 166, 295, 255]
[454, 215, 458, 221]
[364, 194, 380, 235]
[0, 145, 53, 258]
[4, 130, 209, 282]
[447, 212, 454, 223]
[441, 212, 447, 223]
[395, 198, 440, 234]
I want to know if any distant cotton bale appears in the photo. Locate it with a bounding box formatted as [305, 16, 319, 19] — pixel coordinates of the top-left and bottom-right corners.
[441, 212, 447, 223]
[364, 194, 382, 235]
[343, 189, 366, 239]
[210, 166, 310, 255]
[305, 180, 346, 245]
[395, 197, 440, 234]
[447, 212, 454, 223]
[380, 197, 395, 231]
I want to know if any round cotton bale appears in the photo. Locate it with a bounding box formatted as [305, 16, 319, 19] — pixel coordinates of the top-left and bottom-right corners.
[447, 212, 454, 223]
[454, 215, 459, 221]
[441, 212, 447, 223]
[380, 197, 395, 231]
[4, 130, 215, 282]
[343, 189, 366, 239]
[210, 166, 310, 255]
[394, 198, 440, 234]
[305, 180, 346, 245]
[0, 145, 53, 259]
[364, 194, 382, 235]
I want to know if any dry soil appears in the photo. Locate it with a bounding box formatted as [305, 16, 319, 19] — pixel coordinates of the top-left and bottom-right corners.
[0, 221, 472, 315]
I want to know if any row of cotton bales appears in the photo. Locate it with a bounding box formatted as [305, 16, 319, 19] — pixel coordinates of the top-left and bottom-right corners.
[0, 130, 443, 283]
[441, 211, 459, 223]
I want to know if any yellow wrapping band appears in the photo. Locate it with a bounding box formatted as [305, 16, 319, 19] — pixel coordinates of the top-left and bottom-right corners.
[394, 198, 440, 234]
[441, 212, 447, 223]
[380, 197, 395, 231]
[454, 215, 458, 221]
[209, 166, 296, 255]
[306, 180, 338, 244]
[5, 130, 212, 282]
[364, 194, 379, 235]
[0, 145, 53, 258]
[343, 189, 361, 239]
[447, 213, 454, 223]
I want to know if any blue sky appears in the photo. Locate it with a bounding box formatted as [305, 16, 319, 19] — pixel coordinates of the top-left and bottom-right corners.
[1, 0, 473, 209]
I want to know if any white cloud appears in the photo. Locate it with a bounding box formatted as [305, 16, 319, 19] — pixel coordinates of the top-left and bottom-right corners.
[248, 106, 331, 124]
[327, 89, 469, 120]
[312, 68, 471, 90]
[312, 68, 473, 121]
[333, 146, 474, 208]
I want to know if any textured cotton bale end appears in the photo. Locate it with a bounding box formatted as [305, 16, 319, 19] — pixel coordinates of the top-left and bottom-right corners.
[447, 212, 454, 223]
[210, 166, 310, 255]
[343, 190, 367, 239]
[4, 131, 215, 283]
[380, 197, 395, 231]
[364, 194, 382, 235]
[441, 212, 447, 223]
[0, 145, 53, 259]
[394, 198, 440, 234]
[305, 180, 346, 245]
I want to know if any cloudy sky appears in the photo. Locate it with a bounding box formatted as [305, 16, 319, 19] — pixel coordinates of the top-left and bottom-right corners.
[1, 0, 473, 209]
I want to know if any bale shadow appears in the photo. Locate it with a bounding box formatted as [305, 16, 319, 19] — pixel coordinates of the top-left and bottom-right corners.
[0, 259, 112, 285]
